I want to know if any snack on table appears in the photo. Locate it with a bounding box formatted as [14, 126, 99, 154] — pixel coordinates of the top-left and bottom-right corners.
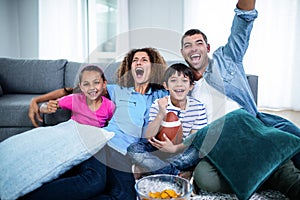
[149, 189, 180, 199]
[135, 174, 193, 200]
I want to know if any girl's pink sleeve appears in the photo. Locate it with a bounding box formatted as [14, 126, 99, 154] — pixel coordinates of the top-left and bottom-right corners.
[58, 94, 73, 111]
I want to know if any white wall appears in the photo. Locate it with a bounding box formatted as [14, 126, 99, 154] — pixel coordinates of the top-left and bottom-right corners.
[127, 0, 184, 60]
[0, 0, 38, 58]
[0, 0, 20, 57]
[18, 0, 39, 58]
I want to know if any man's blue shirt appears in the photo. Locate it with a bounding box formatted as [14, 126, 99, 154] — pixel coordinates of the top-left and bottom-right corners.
[205, 8, 258, 116]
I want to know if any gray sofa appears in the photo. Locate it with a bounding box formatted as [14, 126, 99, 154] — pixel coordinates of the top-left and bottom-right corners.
[0, 57, 258, 142]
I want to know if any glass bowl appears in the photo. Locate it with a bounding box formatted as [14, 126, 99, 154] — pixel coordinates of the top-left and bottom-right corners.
[135, 174, 193, 200]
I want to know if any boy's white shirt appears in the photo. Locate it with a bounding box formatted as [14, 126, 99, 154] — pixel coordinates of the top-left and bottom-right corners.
[159, 95, 186, 127]
[150, 95, 189, 121]
[166, 95, 190, 112]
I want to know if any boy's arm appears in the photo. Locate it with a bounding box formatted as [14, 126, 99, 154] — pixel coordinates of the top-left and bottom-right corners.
[28, 88, 72, 127]
[145, 113, 165, 139]
[149, 135, 187, 153]
[165, 130, 197, 153]
[145, 97, 168, 139]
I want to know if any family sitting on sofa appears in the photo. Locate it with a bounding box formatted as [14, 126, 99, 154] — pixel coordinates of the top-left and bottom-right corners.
[1, 0, 300, 200]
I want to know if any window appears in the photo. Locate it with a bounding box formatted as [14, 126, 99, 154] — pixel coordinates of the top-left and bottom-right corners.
[38, 0, 128, 63]
[88, 0, 118, 63]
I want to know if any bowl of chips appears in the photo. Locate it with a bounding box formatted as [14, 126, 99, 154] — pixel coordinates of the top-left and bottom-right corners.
[135, 174, 193, 200]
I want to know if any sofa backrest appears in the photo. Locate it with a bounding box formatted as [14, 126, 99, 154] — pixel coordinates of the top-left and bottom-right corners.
[64, 60, 189, 87]
[64, 61, 121, 88]
[64, 60, 258, 104]
[64, 61, 85, 88]
[0, 57, 258, 104]
[0, 58, 67, 94]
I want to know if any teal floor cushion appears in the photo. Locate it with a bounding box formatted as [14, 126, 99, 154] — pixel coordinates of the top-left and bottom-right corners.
[190, 109, 300, 200]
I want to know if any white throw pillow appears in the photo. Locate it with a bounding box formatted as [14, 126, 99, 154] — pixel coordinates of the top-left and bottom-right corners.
[0, 119, 114, 200]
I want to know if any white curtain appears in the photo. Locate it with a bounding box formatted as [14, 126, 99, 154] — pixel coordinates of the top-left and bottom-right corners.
[184, 0, 300, 111]
[38, 0, 87, 62]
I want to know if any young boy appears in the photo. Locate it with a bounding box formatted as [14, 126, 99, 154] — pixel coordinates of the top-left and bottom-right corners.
[127, 63, 207, 177]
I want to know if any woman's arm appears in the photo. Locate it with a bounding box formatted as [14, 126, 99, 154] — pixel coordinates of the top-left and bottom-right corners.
[28, 88, 72, 127]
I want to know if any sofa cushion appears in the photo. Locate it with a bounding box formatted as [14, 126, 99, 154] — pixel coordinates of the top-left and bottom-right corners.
[0, 94, 43, 127]
[246, 74, 258, 104]
[43, 109, 72, 126]
[188, 108, 300, 200]
[0, 127, 33, 142]
[0, 119, 115, 200]
[0, 58, 66, 94]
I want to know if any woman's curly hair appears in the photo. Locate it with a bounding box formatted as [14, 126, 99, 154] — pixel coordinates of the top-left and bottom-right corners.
[116, 47, 167, 88]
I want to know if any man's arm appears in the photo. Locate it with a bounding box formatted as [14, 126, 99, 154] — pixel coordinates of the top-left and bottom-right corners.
[237, 0, 256, 10]
[221, 0, 258, 64]
[28, 88, 71, 127]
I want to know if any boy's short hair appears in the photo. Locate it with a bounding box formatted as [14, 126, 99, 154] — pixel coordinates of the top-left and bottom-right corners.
[164, 63, 194, 86]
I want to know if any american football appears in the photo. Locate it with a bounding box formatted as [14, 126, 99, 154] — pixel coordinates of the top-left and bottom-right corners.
[156, 112, 183, 145]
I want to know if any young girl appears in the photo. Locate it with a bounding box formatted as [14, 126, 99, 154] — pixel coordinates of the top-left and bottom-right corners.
[40, 64, 115, 128]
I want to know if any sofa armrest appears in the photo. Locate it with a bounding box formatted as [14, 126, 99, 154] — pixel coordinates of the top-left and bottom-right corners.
[43, 109, 71, 126]
[246, 74, 258, 104]
[0, 84, 3, 96]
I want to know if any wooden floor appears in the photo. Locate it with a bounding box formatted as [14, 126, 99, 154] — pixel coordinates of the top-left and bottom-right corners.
[258, 109, 300, 127]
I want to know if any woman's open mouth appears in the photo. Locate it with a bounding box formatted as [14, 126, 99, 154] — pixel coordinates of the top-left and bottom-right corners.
[135, 68, 144, 78]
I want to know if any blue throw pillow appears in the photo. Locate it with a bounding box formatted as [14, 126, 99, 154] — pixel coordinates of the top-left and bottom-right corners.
[0, 120, 114, 200]
[190, 109, 300, 200]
